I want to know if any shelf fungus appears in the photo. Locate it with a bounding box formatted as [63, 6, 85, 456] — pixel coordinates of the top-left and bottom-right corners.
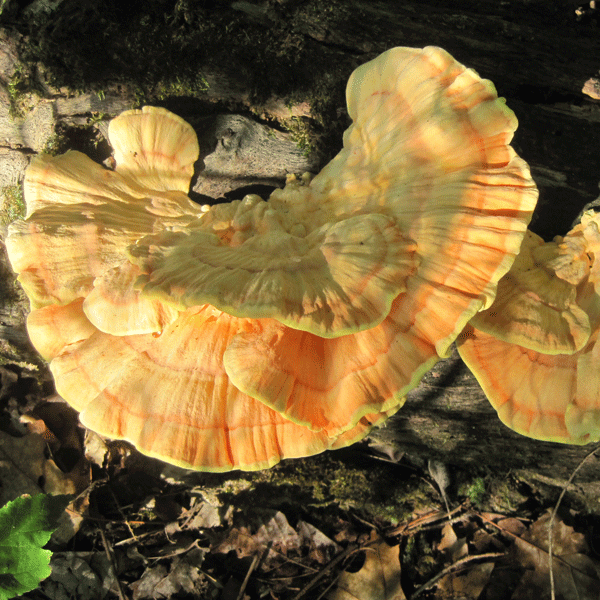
[6, 47, 538, 471]
[457, 212, 600, 444]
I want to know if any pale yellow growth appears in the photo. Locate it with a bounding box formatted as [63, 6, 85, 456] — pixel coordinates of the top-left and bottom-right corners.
[470, 230, 592, 355]
[130, 204, 418, 337]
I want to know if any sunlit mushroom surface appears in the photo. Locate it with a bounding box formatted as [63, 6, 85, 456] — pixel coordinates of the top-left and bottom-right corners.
[6, 47, 538, 471]
[457, 212, 600, 444]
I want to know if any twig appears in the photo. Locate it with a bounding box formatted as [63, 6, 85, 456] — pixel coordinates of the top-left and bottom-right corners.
[108, 486, 137, 541]
[409, 552, 504, 599]
[290, 544, 361, 600]
[98, 525, 129, 600]
[236, 552, 260, 600]
[387, 503, 466, 537]
[549, 445, 600, 600]
[235, 542, 272, 599]
[314, 569, 345, 600]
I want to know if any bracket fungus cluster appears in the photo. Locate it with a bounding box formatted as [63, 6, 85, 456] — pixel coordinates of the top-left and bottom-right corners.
[458, 211, 600, 444]
[6, 46, 540, 471]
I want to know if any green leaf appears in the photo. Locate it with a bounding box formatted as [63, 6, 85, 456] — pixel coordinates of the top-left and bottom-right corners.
[0, 494, 71, 600]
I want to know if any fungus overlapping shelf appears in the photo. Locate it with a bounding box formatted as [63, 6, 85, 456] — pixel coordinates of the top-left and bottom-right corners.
[458, 211, 600, 444]
[6, 46, 539, 471]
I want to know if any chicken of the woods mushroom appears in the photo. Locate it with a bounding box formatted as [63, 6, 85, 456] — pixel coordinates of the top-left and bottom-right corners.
[6, 46, 538, 471]
[457, 211, 600, 445]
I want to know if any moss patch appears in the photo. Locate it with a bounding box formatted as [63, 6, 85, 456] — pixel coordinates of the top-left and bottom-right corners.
[0, 184, 25, 227]
[2, 0, 359, 161]
[201, 453, 438, 529]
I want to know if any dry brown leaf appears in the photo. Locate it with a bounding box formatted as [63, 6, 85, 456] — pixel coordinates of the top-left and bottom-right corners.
[131, 548, 208, 600]
[0, 428, 87, 502]
[42, 551, 117, 600]
[436, 561, 494, 600]
[327, 538, 405, 600]
[213, 510, 300, 560]
[212, 510, 338, 568]
[83, 429, 110, 467]
[437, 522, 468, 563]
[496, 517, 528, 539]
[298, 520, 340, 562]
[252, 510, 300, 550]
[512, 511, 600, 600]
[181, 498, 223, 530]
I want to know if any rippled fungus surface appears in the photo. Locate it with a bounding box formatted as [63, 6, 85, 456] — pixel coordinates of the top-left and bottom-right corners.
[458, 212, 600, 444]
[6, 46, 538, 470]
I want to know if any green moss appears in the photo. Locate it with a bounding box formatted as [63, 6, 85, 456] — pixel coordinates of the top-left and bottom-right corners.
[6, 63, 43, 119]
[282, 116, 317, 158]
[486, 475, 533, 514]
[42, 122, 110, 162]
[464, 477, 487, 507]
[208, 454, 438, 527]
[401, 532, 437, 582]
[41, 131, 69, 156]
[3, 0, 356, 163]
[1, 184, 25, 226]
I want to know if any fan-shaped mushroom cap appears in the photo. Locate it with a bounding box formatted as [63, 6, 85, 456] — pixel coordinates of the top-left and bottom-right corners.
[468, 230, 592, 355]
[6, 117, 202, 311]
[49, 302, 393, 471]
[82, 262, 180, 336]
[108, 106, 199, 193]
[457, 325, 600, 444]
[132, 46, 537, 349]
[26, 299, 97, 362]
[223, 293, 438, 433]
[457, 212, 600, 443]
[154, 45, 537, 431]
[309, 46, 538, 357]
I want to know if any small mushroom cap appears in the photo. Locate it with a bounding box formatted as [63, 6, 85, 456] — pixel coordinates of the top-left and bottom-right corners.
[26, 298, 97, 361]
[468, 230, 592, 355]
[457, 212, 600, 443]
[108, 106, 199, 193]
[457, 324, 600, 444]
[49, 303, 391, 471]
[83, 262, 180, 335]
[571, 210, 600, 294]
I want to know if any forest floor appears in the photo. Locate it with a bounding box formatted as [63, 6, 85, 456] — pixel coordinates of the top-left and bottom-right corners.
[1, 369, 600, 600]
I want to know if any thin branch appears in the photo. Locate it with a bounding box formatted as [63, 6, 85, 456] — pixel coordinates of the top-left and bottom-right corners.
[290, 543, 362, 600]
[236, 552, 260, 600]
[98, 525, 129, 600]
[409, 552, 504, 599]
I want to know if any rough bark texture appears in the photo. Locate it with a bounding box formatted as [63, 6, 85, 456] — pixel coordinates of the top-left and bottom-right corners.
[1, 0, 600, 506]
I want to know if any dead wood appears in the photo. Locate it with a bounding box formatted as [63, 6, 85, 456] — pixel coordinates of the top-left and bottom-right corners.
[1, 0, 600, 507]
